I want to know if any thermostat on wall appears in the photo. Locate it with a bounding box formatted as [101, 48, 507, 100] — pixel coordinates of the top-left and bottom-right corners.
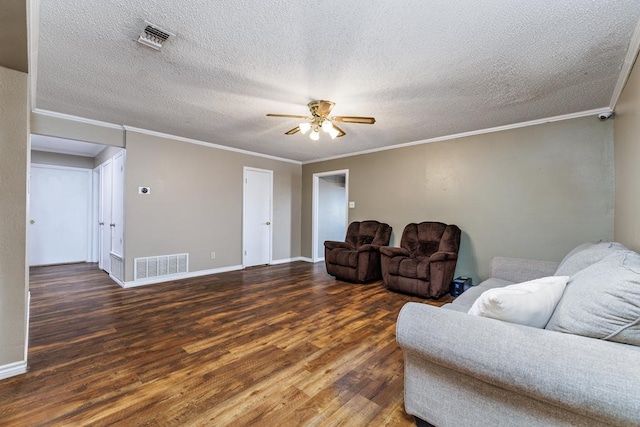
[138, 186, 151, 195]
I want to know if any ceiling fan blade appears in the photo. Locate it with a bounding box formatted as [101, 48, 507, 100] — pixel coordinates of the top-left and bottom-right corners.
[267, 113, 309, 119]
[284, 126, 300, 135]
[332, 124, 347, 138]
[332, 116, 376, 124]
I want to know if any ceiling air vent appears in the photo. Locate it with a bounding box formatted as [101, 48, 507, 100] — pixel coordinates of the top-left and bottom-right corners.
[137, 21, 174, 50]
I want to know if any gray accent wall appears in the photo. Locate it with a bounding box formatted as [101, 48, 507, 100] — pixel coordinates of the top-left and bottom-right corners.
[0, 65, 28, 368]
[124, 130, 302, 282]
[302, 116, 614, 282]
[614, 56, 640, 251]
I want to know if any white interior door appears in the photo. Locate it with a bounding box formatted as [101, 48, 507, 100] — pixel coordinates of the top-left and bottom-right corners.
[99, 160, 113, 271]
[29, 164, 92, 266]
[111, 152, 125, 257]
[243, 167, 272, 267]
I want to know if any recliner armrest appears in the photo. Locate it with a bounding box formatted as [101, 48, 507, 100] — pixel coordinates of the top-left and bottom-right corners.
[357, 244, 382, 253]
[324, 241, 352, 250]
[380, 246, 410, 257]
[428, 251, 458, 262]
[397, 303, 640, 426]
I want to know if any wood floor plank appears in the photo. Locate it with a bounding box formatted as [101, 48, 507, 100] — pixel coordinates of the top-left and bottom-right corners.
[0, 261, 452, 426]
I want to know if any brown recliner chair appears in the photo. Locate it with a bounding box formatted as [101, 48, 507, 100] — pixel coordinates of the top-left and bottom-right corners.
[380, 222, 461, 298]
[324, 220, 392, 283]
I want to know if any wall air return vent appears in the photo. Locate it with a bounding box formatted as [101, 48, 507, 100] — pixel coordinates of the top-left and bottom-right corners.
[134, 253, 188, 281]
[137, 21, 174, 50]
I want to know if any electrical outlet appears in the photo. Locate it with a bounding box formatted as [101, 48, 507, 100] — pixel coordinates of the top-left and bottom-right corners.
[210, 252, 216, 259]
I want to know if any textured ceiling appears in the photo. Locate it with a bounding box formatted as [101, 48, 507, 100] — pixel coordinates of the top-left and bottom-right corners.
[34, 1, 640, 162]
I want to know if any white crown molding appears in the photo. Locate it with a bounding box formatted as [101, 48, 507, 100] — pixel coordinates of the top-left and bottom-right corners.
[0, 361, 27, 380]
[33, 108, 125, 130]
[303, 108, 612, 165]
[610, 17, 640, 109]
[123, 125, 302, 165]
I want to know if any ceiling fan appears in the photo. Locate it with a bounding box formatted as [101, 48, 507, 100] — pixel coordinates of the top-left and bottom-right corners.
[267, 100, 375, 140]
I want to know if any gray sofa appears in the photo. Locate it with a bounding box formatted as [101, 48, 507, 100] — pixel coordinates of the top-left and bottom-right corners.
[396, 242, 640, 427]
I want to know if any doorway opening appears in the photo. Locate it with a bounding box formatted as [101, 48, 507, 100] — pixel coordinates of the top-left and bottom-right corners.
[28, 134, 124, 275]
[312, 169, 349, 262]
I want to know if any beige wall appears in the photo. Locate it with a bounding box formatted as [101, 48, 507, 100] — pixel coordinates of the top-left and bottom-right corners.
[31, 150, 94, 169]
[614, 59, 640, 251]
[302, 116, 614, 282]
[0, 65, 29, 368]
[124, 131, 302, 282]
[31, 111, 124, 148]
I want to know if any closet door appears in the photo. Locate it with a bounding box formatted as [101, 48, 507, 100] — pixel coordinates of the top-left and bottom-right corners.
[111, 151, 125, 257]
[99, 160, 113, 272]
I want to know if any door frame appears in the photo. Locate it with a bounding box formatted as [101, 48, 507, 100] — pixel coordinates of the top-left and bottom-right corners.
[242, 166, 273, 268]
[312, 169, 349, 262]
[29, 163, 94, 266]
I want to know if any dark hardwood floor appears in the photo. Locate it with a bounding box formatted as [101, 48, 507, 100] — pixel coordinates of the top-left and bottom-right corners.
[0, 261, 452, 426]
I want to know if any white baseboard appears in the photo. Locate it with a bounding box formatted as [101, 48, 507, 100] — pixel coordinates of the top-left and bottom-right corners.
[270, 256, 311, 265]
[0, 361, 27, 380]
[119, 264, 244, 288]
[113, 258, 318, 288]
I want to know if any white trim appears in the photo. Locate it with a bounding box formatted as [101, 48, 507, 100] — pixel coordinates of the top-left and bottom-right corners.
[33, 108, 125, 130]
[24, 291, 30, 362]
[610, 17, 640, 109]
[0, 361, 27, 380]
[302, 108, 611, 165]
[27, 0, 39, 109]
[118, 265, 244, 288]
[243, 167, 273, 268]
[124, 125, 301, 165]
[299, 257, 314, 263]
[312, 169, 349, 262]
[270, 257, 306, 265]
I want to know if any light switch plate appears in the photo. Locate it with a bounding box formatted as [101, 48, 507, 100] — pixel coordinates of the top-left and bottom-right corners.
[349, 201, 355, 208]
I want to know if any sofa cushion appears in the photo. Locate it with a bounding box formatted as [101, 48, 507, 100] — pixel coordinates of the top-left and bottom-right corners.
[468, 276, 569, 328]
[546, 250, 640, 346]
[554, 241, 626, 276]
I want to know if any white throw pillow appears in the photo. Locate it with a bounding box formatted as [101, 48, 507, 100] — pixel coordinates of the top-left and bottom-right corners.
[468, 276, 569, 328]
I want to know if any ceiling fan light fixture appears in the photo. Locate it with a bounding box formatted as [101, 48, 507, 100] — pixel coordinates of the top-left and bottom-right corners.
[299, 121, 311, 134]
[321, 119, 333, 133]
[309, 129, 320, 141]
[329, 127, 340, 139]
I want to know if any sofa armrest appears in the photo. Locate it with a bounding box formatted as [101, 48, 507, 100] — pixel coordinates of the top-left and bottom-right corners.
[380, 246, 410, 257]
[324, 241, 351, 250]
[490, 256, 560, 283]
[397, 303, 640, 426]
[429, 251, 458, 262]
